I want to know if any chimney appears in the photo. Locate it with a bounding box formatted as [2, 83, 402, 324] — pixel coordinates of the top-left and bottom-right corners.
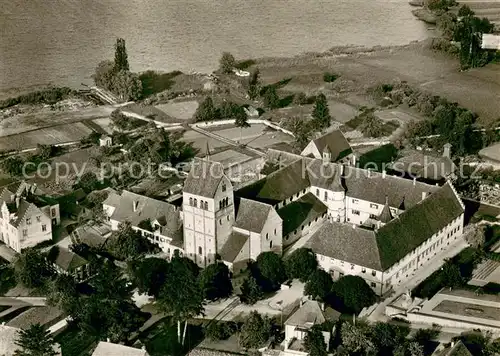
[351, 154, 357, 167]
[413, 177, 416, 186]
[340, 164, 345, 176]
[422, 192, 427, 201]
[31, 183, 37, 194]
[133, 201, 139, 212]
[382, 170, 386, 178]
[320, 302, 325, 311]
[15, 197, 20, 208]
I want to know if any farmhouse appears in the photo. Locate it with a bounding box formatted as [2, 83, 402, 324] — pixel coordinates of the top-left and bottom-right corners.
[0, 181, 60, 252]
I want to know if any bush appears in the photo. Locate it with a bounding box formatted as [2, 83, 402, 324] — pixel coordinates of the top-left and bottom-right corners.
[323, 72, 339, 83]
[205, 322, 238, 341]
[0, 87, 76, 110]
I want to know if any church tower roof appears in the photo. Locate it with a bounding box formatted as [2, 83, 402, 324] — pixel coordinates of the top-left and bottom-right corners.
[379, 196, 393, 223]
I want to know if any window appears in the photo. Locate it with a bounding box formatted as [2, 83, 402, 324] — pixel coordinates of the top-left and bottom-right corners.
[350, 264, 355, 270]
[352, 210, 360, 215]
[194, 199, 197, 208]
[316, 189, 319, 196]
[227, 215, 230, 221]
[352, 199, 359, 204]
[324, 192, 328, 201]
[369, 214, 377, 219]
[270, 241, 273, 248]
[370, 282, 376, 287]
[274, 229, 276, 235]
[372, 270, 376, 277]
[222, 183, 226, 192]
[36, 216, 41, 222]
[370, 203, 378, 209]
[219, 219, 222, 225]
[362, 268, 366, 273]
[26, 218, 31, 225]
[51, 208, 56, 217]
[266, 233, 269, 240]
[204, 201, 208, 210]
[189, 197, 193, 206]
[22, 229, 27, 237]
[198, 246, 202, 255]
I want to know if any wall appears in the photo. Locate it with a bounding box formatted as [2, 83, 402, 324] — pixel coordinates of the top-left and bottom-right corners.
[18, 209, 52, 251]
[259, 208, 283, 256]
[310, 186, 345, 223]
[344, 195, 402, 226]
[283, 213, 326, 247]
[406, 311, 500, 334]
[191, 119, 295, 137]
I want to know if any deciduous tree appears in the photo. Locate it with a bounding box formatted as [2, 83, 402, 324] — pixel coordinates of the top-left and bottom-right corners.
[304, 269, 333, 302]
[198, 262, 233, 301]
[285, 248, 318, 282]
[128, 257, 170, 298]
[219, 52, 236, 74]
[340, 322, 377, 356]
[239, 311, 273, 349]
[14, 248, 53, 289]
[194, 97, 218, 122]
[93, 60, 115, 90]
[331, 275, 377, 314]
[111, 70, 142, 101]
[239, 275, 264, 305]
[107, 221, 151, 261]
[255, 252, 287, 291]
[304, 326, 328, 356]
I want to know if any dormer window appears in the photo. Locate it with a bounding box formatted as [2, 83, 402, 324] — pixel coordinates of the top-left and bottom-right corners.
[36, 216, 41, 222]
[26, 218, 31, 225]
[222, 183, 226, 192]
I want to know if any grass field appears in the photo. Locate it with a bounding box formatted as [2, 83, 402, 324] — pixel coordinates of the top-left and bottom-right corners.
[0, 122, 92, 151]
[155, 100, 199, 121]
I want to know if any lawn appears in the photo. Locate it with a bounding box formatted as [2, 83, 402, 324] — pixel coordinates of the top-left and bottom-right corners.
[155, 100, 199, 122]
[122, 103, 179, 124]
[357, 144, 399, 172]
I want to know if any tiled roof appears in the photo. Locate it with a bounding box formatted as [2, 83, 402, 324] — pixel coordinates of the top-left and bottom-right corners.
[104, 190, 182, 238]
[91, 342, 148, 356]
[277, 193, 327, 236]
[234, 198, 273, 233]
[378, 200, 393, 223]
[307, 130, 352, 161]
[306, 183, 464, 271]
[376, 182, 464, 269]
[219, 231, 249, 263]
[183, 160, 225, 198]
[435, 341, 473, 356]
[305, 221, 382, 270]
[49, 246, 88, 271]
[187, 348, 243, 356]
[285, 300, 339, 327]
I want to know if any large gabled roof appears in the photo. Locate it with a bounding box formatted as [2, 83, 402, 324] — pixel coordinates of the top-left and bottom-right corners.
[183, 160, 226, 198]
[219, 231, 248, 263]
[234, 198, 274, 233]
[306, 130, 352, 161]
[306, 182, 464, 271]
[277, 193, 327, 236]
[285, 300, 340, 327]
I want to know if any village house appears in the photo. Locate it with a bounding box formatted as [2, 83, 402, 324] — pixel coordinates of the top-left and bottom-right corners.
[0, 181, 60, 252]
[300, 130, 353, 164]
[102, 189, 183, 259]
[47, 245, 90, 281]
[283, 299, 340, 356]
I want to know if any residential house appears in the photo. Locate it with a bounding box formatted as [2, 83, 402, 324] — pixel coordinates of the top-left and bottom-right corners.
[99, 135, 113, 147]
[102, 190, 183, 259]
[91, 341, 148, 356]
[47, 245, 90, 281]
[0, 181, 60, 252]
[432, 341, 473, 356]
[283, 300, 339, 356]
[300, 130, 353, 164]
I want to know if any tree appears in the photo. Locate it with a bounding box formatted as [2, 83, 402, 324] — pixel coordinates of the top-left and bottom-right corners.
[14, 248, 53, 289]
[157, 253, 204, 345]
[219, 52, 236, 74]
[312, 93, 331, 130]
[433, 104, 456, 140]
[340, 322, 377, 356]
[234, 107, 250, 142]
[263, 86, 280, 109]
[304, 269, 333, 302]
[304, 326, 328, 356]
[255, 252, 287, 291]
[14, 324, 57, 356]
[239, 311, 273, 349]
[206, 322, 238, 341]
[76, 171, 99, 192]
[194, 96, 218, 122]
[248, 68, 261, 100]
[37, 144, 57, 160]
[285, 248, 318, 282]
[371, 321, 410, 355]
[331, 275, 377, 314]
[128, 257, 170, 298]
[458, 4, 475, 17]
[198, 262, 233, 301]
[93, 60, 115, 90]
[111, 70, 142, 101]
[114, 38, 129, 72]
[358, 111, 385, 138]
[394, 342, 425, 356]
[442, 259, 464, 289]
[219, 101, 240, 119]
[46, 274, 80, 316]
[107, 221, 151, 261]
[239, 275, 264, 305]
[288, 117, 313, 150]
[293, 92, 307, 106]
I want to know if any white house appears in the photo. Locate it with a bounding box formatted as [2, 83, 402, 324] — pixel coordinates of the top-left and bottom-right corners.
[0, 181, 60, 252]
[283, 300, 339, 356]
[102, 189, 183, 259]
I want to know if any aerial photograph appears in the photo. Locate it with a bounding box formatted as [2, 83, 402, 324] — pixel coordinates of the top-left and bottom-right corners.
[1, 0, 500, 355]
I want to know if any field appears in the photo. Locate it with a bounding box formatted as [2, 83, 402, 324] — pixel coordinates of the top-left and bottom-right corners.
[155, 100, 199, 121]
[255, 40, 500, 124]
[0, 122, 93, 151]
[214, 124, 294, 148]
[91, 118, 113, 134]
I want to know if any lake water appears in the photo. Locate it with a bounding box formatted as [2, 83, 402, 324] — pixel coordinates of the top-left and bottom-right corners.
[0, 0, 428, 92]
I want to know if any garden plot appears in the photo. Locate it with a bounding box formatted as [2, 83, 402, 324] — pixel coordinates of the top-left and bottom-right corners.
[0, 122, 93, 151]
[155, 100, 199, 121]
[213, 124, 294, 149]
[91, 118, 114, 134]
